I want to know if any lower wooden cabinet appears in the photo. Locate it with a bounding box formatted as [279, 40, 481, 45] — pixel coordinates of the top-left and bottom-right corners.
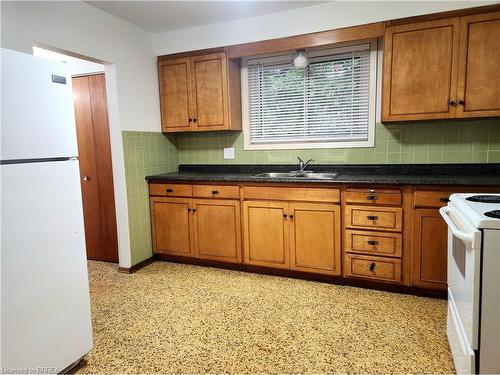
[192, 199, 241, 263]
[412, 208, 448, 290]
[242, 200, 289, 269]
[150, 197, 242, 263]
[150, 197, 193, 256]
[242, 200, 341, 274]
[344, 254, 402, 282]
[289, 203, 341, 275]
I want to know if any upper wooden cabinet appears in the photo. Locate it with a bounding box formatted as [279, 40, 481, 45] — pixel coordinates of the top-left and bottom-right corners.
[158, 50, 242, 133]
[456, 11, 500, 117]
[382, 10, 500, 121]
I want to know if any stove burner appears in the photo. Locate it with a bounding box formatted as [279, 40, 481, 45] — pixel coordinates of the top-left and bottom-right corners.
[466, 195, 500, 204]
[484, 210, 500, 219]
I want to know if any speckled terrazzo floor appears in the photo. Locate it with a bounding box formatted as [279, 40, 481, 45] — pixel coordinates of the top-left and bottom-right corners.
[77, 260, 455, 374]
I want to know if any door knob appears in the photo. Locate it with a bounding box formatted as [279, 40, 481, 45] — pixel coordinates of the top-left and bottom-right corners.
[82, 176, 89, 181]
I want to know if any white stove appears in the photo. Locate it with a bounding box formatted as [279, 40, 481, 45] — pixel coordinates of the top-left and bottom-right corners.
[440, 193, 500, 374]
[450, 194, 500, 229]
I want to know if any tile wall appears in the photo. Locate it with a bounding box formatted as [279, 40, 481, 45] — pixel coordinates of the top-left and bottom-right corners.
[177, 118, 500, 165]
[122, 131, 178, 265]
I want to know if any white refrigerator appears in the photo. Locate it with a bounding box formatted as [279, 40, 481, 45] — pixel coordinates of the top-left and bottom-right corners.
[1, 48, 93, 372]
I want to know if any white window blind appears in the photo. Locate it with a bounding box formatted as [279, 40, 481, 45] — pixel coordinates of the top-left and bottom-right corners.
[243, 42, 376, 149]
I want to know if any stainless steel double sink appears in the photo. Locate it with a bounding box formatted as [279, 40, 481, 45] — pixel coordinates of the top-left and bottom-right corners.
[251, 171, 339, 180]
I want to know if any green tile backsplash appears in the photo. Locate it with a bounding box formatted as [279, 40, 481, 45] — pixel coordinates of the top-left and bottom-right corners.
[177, 119, 500, 164]
[122, 131, 178, 265]
[122, 118, 499, 265]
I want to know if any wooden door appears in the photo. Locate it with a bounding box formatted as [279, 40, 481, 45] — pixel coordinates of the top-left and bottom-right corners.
[150, 197, 193, 256]
[289, 203, 341, 275]
[243, 200, 289, 269]
[382, 18, 460, 121]
[456, 11, 500, 117]
[158, 58, 194, 132]
[191, 53, 228, 131]
[192, 199, 241, 263]
[72, 74, 118, 263]
[412, 209, 447, 290]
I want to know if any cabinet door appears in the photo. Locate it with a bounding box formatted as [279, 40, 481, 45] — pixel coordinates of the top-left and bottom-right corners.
[158, 58, 194, 132]
[412, 208, 447, 290]
[150, 197, 193, 256]
[191, 53, 228, 131]
[382, 18, 460, 121]
[192, 199, 241, 263]
[289, 203, 341, 275]
[243, 201, 289, 269]
[456, 11, 500, 117]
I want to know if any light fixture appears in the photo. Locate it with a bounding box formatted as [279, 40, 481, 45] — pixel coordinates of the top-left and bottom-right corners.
[292, 50, 309, 69]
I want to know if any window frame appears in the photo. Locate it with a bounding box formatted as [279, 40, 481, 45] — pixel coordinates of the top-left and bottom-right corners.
[241, 39, 378, 150]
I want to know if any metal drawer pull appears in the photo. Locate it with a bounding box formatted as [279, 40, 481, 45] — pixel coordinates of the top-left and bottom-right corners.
[367, 215, 379, 221]
[367, 240, 379, 246]
[166, 188, 173, 193]
[439, 197, 450, 202]
[369, 262, 376, 272]
[211, 190, 219, 194]
[367, 195, 378, 201]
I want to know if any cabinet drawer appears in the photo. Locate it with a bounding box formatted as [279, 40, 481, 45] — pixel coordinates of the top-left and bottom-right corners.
[345, 206, 402, 232]
[414, 191, 453, 207]
[345, 230, 402, 258]
[149, 183, 193, 197]
[345, 188, 402, 206]
[242, 186, 340, 203]
[344, 254, 401, 282]
[193, 184, 240, 199]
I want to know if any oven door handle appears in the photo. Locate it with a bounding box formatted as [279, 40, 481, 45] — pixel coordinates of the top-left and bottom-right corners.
[439, 206, 474, 244]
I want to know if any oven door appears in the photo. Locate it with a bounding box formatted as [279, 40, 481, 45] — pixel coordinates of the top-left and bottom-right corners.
[440, 206, 482, 372]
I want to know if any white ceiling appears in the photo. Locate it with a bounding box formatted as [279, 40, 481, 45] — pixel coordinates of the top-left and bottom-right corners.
[86, 1, 327, 33]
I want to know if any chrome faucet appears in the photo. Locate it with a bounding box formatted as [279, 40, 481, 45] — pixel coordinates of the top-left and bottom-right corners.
[297, 157, 315, 172]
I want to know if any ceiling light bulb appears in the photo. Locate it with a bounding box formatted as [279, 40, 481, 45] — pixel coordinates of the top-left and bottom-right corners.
[293, 51, 309, 69]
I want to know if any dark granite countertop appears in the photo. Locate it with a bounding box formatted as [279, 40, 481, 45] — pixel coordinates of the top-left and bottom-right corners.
[146, 164, 500, 186]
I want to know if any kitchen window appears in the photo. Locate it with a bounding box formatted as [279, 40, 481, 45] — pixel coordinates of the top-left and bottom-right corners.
[241, 40, 377, 150]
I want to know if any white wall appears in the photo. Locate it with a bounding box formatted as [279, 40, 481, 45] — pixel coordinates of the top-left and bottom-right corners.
[2, 1, 160, 132]
[155, 1, 496, 55]
[1, 1, 162, 268]
[33, 47, 105, 76]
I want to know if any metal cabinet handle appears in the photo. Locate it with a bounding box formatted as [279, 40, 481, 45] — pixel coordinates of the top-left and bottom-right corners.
[458, 100, 465, 105]
[367, 195, 378, 201]
[369, 262, 376, 272]
[192, 209, 196, 213]
[439, 197, 450, 203]
[449, 100, 457, 106]
[193, 118, 197, 122]
[82, 176, 89, 181]
[188, 118, 192, 122]
[188, 208, 192, 212]
[289, 214, 294, 220]
[283, 214, 288, 219]
[367, 215, 379, 221]
[211, 190, 219, 195]
[166, 188, 173, 193]
[367, 240, 379, 246]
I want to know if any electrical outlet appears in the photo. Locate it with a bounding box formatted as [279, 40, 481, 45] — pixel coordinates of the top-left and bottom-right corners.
[223, 147, 235, 159]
